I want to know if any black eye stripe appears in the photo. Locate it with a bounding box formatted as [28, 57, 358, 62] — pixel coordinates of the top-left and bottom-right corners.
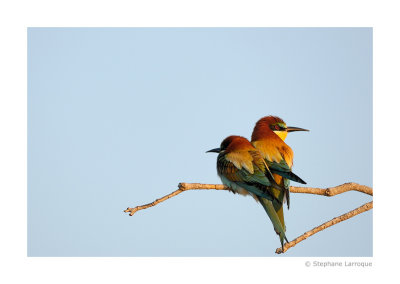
[270, 124, 286, 131]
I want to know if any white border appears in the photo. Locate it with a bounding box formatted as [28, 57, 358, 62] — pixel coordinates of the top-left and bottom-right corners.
[1, 0, 398, 283]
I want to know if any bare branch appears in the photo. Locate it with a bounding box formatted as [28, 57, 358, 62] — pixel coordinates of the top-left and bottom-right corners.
[124, 183, 228, 216]
[275, 201, 373, 254]
[124, 182, 373, 253]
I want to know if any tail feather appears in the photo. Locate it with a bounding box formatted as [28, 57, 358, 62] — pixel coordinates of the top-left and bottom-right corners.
[270, 185, 286, 230]
[283, 178, 291, 209]
[258, 196, 288, 249]
[273, 199, 285, 232]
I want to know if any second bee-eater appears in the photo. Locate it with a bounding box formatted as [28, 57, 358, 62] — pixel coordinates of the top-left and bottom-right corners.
[251, 115, 308, 236]
[207, 135, 289, 249]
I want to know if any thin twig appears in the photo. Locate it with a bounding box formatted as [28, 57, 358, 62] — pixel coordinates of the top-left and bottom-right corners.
[290, 182, 372, 196]
[275, 201, 373, 254]
[124, 183, 228, 216]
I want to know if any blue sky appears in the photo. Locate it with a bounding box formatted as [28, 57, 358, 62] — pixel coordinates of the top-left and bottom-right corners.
[28, 28, 372, 257]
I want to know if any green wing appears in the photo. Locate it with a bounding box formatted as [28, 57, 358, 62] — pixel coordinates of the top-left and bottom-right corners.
[266, 159, 306, 184]
[217, 152, 284, 203]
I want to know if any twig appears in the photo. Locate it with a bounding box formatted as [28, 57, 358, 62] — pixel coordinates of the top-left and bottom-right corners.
[123, 182, 373, 253]
[124, 183, 228, 216]
[275, 201, 373, 254]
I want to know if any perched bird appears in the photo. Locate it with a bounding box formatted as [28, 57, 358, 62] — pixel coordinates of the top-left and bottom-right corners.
[207, 135, 288, 249]
[251, 115, 308, 242]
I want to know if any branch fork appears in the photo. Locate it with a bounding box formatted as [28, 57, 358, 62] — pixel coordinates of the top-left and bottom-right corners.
[124, 182, 373, 254]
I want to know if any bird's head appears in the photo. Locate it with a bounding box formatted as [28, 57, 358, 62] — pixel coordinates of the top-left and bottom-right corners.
[206, 135, 253, 154]
[252, 116, 309, 141]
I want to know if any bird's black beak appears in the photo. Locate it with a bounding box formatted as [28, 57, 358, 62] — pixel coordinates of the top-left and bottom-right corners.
[206, 147, 221, 153]
[287, 126, 309, 133]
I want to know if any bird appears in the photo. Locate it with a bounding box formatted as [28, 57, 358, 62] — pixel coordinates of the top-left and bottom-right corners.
[207, 135, 289, 249]
[251, 115, 308, 240]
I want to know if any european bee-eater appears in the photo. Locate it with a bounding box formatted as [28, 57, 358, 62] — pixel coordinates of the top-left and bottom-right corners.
[207, 135, 289, 249]
[251, 115, 308, 240]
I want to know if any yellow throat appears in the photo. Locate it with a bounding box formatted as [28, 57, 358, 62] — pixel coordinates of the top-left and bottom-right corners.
[274, 130, 288, 141]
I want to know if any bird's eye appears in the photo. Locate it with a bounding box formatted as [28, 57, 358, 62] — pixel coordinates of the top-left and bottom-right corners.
[275, 125, 279, 130]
